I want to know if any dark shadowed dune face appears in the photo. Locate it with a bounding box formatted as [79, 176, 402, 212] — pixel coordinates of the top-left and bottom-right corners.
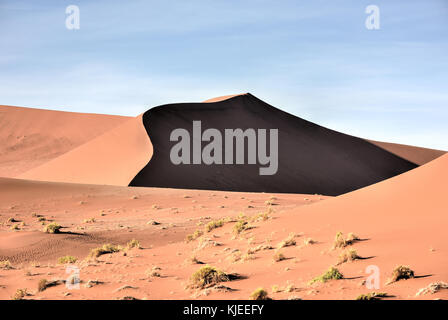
[129, 94, 417, 196]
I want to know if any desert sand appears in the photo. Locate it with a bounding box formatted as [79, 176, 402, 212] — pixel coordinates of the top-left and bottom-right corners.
[19, 115, 152, 186]
[131, 94, 420, 195]
[0, 105, 129, 178]
[0, 96, 446, 300]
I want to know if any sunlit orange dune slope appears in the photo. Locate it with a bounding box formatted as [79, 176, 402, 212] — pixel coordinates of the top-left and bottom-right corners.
[203, 93, 246, 103]
[19, 115, 152, 186]
[0, 105, 130, 177]
[249, 153, 448, 298]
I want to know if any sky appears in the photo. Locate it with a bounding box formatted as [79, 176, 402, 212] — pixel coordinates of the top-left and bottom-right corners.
[0, 0, 447, 150]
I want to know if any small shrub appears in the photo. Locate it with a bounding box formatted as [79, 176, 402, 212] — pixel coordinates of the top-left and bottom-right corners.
[126, 239, 140, 249]
[58, 256, 77, 264]
[303, 238, 316, 246]
[83, 217, 96, 223]
[186, 229, 204, 242]
[12, 288, 28, 300]
[189, 256, 203, 264]
[248, 244, 274, 253]
[190, 265, 229, 289]
[273, 251, 286, 262]
[146, 266, 162, 278]
[356, 292, 388, 300]
[387, 265, 414, 284]
[416, 282, 448, 296]
[7, 217, 17, 223]
[332, 231, 360, 249]
[38, 279, 48, 292]
[250, 288, 270, 300]
[310, 266, 343, 284]
[333, 231, 347, 249]
[38, 279, 60, 292]
[278, 233, 297, 248]
[205, 219, 225, 232]
[251, 210, 271, 222]
[43, 222, 62, 234]
[233, 220, 251, 235]
[88, 244, 122, 258]
[337, 248, 360, 264]
[346, 232, 360, 242]
[10, 224, 19, 230]
[0, 260, 13, 270]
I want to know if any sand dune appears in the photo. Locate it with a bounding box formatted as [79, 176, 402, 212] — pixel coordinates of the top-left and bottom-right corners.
[131, 94, 418, 195]
[19, 115, 152, 186]
[0, 105, 129, 178]
[368, 139, 445, 165]
[203, 94, 246, 103]
[14, 95, 444, 196]
[0, 155, 446, 300]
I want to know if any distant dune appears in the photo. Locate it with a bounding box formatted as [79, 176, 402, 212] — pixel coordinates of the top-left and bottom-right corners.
[19, 115, 152, 186]
[130, 94, 419, 195]
[0, 105, 129, 177]
[10, 94, 446, 196]
[367, 140, 445, 165]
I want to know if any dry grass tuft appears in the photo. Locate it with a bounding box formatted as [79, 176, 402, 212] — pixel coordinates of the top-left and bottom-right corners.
[303, 238, 316, 246]
[233, 220, 252, 235]
[146, 266, 162, 278]
[58, 256, 77, 264]
[126, 239, 141, 249]
[11, 288, 28, 300]
[189, 265, 230, 289]
[83, 217, 96, 223]
[332, 231, 360, 249]
[10, 224, 20, 231]
[0, 260, 13, 270]
[88, 244, 122, 258]
[309, 266, 343, 284]
[205, 219, 225, 232]
[356, 292, 388, 300]
[43, 222, 62, 234]
[337, 248, 360, 264]
[416, 282, 448, 296]
[38, 279, 60, 292]
[186, 229, 204, 242]
[273, 251, 286, 262]
[386, 265, 414, 284]
[277, 233, 297, 248]
[250, 288, 270, 300]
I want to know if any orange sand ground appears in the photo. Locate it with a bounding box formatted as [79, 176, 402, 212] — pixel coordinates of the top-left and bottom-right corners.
[1, 154, 447, 300]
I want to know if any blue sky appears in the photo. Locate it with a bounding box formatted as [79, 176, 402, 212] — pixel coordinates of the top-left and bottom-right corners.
[1, 0, 447, 149]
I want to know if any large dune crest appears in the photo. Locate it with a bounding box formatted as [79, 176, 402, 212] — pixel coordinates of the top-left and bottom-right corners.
[130, 93, 419, 195]
[9, 95, 446, 196]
